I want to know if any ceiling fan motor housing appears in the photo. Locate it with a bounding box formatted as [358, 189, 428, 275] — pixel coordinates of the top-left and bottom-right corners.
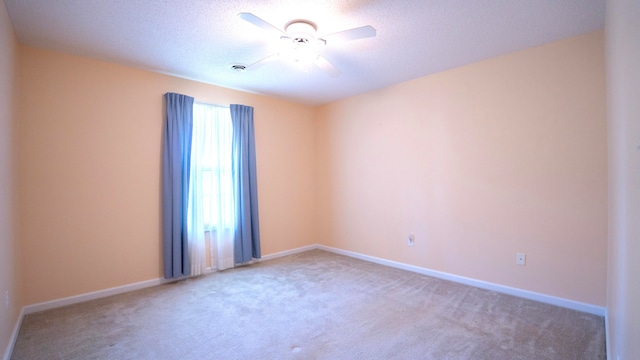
[285, 20, 318, 42]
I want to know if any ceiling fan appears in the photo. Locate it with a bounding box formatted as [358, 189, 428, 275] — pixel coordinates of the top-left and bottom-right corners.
[237, 12, 376, 77]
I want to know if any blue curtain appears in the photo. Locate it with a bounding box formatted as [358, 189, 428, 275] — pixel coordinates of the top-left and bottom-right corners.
[162, 93, 194, 278]
[230, 104, 261, 263]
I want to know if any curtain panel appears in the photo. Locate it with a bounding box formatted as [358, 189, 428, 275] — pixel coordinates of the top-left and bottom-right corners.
[162, 92, 194, 279]
[230, 104, 262, 263]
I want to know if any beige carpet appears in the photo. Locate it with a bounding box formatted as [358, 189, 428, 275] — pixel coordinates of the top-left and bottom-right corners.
[11, 250, 605, 359]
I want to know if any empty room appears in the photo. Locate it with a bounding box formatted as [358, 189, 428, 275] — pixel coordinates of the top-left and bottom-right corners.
[0, 0, 638, 359]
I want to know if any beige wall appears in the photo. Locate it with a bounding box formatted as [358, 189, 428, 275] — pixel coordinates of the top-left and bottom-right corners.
[0, 0, 21, 356]
[316, 31, 607, 306]
[606, 0, 640, 358]
[17, 46, 317, 305]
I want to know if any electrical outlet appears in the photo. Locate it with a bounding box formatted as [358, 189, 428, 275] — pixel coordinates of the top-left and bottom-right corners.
[516, 253, 526, 266]
[407, 234, 415, 247]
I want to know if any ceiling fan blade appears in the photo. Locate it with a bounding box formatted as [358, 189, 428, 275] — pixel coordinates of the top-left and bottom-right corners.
[321, 25, 376, 43]
[314, 56, 341, 77]
[245, 54, 279, 70]
[237, 13, 286, 37]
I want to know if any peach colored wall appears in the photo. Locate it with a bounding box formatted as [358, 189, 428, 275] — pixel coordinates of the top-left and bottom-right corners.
[0, 1, 21, 357]
[316, 31, 607, 306]
[17, 46, 316, 305]
[606, 0, 640, 358]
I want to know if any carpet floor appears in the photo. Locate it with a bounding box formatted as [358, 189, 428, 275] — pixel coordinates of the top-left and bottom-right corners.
[11, 249, 605, 359]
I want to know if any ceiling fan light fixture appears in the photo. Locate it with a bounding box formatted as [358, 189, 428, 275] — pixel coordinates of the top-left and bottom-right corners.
[278, 36, 321, 68]
[279, 50, 318, 73]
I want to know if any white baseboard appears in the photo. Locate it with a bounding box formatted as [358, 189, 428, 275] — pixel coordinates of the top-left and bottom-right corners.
[3, 307, 24, 360]
[15, 245, 606, 316]
[605, 308, 611, 360]
[316, 245, 606, 316]
[23, 277, 176, 315]
[258, 244, 318, 262]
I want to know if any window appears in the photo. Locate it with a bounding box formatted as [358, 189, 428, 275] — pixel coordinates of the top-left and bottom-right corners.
[192, 102, 235, 230]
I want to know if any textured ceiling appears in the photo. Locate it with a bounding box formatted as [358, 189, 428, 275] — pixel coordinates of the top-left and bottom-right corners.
[4, 0, 605, 105]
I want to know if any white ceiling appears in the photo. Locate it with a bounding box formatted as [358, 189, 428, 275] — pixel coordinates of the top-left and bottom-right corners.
[4, 0, 605, 105]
